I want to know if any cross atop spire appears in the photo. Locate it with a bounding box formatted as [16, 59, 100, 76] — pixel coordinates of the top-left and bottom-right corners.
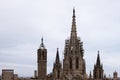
[39, 37, 45, 49]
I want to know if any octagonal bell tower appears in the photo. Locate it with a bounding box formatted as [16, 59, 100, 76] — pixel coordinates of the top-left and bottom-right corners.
[37, 38, 47, 80]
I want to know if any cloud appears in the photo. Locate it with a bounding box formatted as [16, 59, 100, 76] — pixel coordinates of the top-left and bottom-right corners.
[0, 0, 120, 77]
[0, 62, 35, 77]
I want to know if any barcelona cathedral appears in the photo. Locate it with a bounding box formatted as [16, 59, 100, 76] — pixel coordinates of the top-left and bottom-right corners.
[1, 8, 119, 80]
[36, 9, 118, 80]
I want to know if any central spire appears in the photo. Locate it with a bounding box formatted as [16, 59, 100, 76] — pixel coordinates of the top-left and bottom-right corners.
[70, 8, 77, 45]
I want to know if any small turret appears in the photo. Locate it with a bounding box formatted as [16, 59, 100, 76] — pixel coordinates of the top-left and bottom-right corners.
[113, 71, 118, 80]
[53, 48, 62, 80]
[93, 51, 104, 79]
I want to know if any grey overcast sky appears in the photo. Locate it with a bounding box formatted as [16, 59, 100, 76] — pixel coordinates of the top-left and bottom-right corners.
[0, 0, 120, 77]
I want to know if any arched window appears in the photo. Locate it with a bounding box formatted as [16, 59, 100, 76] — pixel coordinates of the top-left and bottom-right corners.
[45, 53, 47, 60]
[69, 58, 72, 69]
[42, 52, 44, 60]
[57, 70, 60, 78]
[99, 70, 101, 78]
[76, 57, 79, 69]
[39, 53, 41, 60]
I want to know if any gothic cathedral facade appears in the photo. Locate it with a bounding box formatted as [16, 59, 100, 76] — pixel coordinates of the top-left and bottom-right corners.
[62, 9, 86, 80]
[36, 9, 118, 80]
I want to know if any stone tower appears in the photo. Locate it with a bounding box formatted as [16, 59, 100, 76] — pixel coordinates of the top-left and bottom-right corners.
[113, 71, 118, 80]
[93, 51, 104, 80]
[37, 38, 47, 80]
[63, 8, 86, 80]
[88, 71, 92, 80]
[53, 48, 62, 80]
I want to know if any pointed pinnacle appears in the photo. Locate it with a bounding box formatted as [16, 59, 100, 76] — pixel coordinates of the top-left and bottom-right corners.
[96, 51, 100, 66]
[73, 8, 75, 17]
[55, 48, 60, 63]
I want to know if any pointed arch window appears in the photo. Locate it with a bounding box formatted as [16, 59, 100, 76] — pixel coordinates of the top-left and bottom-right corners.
[57, 70, 60, 78]
[99, 70, 101, 78]
[42, 52, 44, 60]
[76, 57, 79, 69]
[39, 53, 41, 60]
[69, 58, 72, 69]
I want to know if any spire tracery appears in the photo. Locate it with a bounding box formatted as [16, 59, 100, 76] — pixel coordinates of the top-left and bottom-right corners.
[70, 8, 77, 40]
